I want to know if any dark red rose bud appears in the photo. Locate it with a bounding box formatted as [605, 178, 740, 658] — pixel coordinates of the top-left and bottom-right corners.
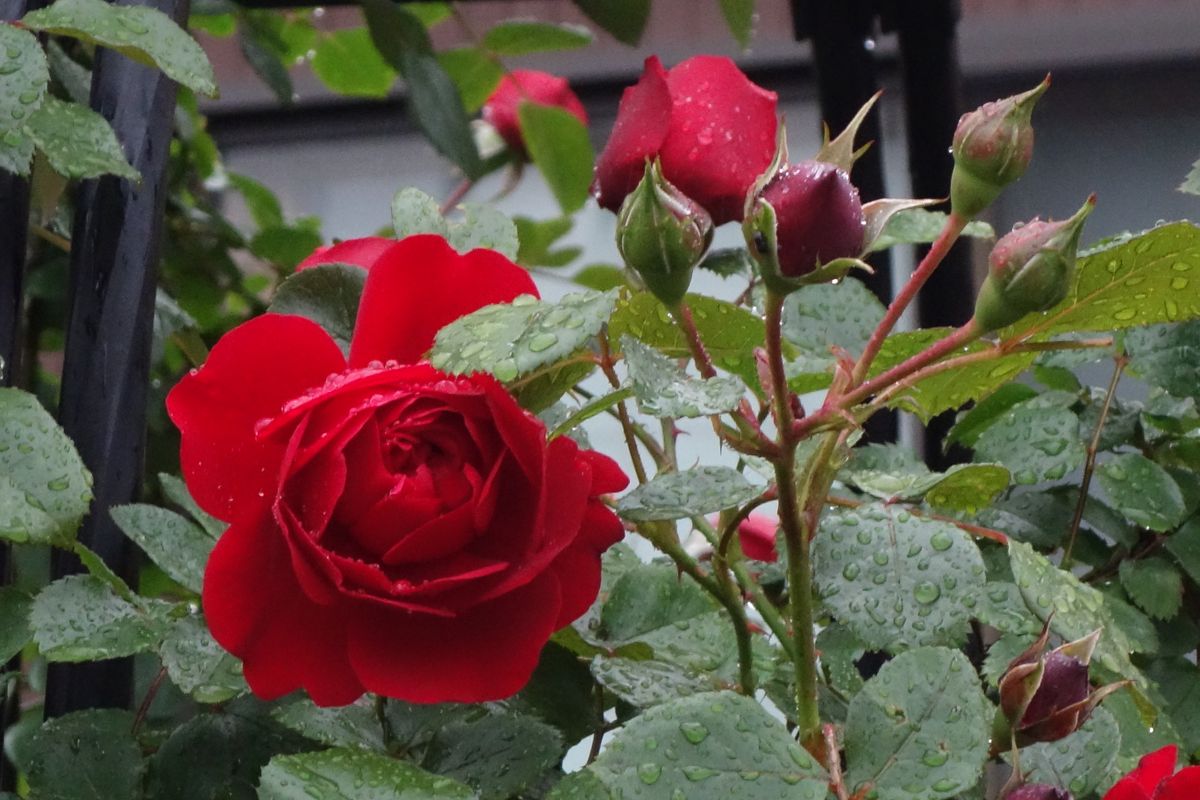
[483, 70, 588, 159]
[1020, 652, 1091, 726]
[951, 76, 1049, 219]
[1007, 785, 1072, 800]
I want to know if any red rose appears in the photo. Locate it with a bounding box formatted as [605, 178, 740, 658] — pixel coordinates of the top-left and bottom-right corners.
[482, 70, 588, 158]
[1104, 746, 1200, 800]
[737, 514, 778, 562]
[594, 55, 778, 226]
[758, 160, 866, 278]
[296, 236, 395, 271]
[168, 234, 628, 706]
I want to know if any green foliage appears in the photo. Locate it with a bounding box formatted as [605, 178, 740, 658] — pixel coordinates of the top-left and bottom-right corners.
[840, 458, 1010, 513]
[1009, 706, 1122, 797]
[269, 263, 366, 355]
[482, 21, 592, 55]
[0, 388, 93, 546]
[717, 0, 756, 49]
[867, 208, 994, 253]
[26, 96, 138, 180]
[437, 47, 503, 114]
[973, 398, 1084, 484]
[1119, 557, 1184, 620]
[1097, 452, 1187, 531]
[573, 691, 828, 799]
[844, 648, 991, 800]
[518, 102, 595, 213]
[30, 574, 174, 661]
[110, 503, 215, 593]
[23, 0, 216, 96]
[311, 28, 396, 97]
[814, 503, 986, 650]
[783, 277, 885, 391]
[1181, 156, 1200, 195]
[1126, 320, 1200, 397]
[258, 748, 476, 799]
[570, 0, 651, 45]
[0, 24, 48, 174]
[447, 203, 520, 259]
[0, 586, 32, 663]
[423, 712, 562, 800]
[159, 614, 246, 703]
[391, 186, 448, 238]
[622, 335, 743, 418]
[25, 710, 144, 800]
[616, 466, 762, 522]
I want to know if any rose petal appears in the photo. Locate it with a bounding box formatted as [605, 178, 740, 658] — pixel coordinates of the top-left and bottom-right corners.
[1129, 746, 1179, 795]
[1160, 767, 1200, 800]
[578, 448, 630, 495]
[203, 506, 364, 707]
[738, 513, 779, 562]
[167, 314, 346, 522]
[483, 70, 588, 157]
[349, 234, 538, 367]
[297, 236, 396, 271]
[594, 55, 672, 213]
[347, 572, 561, 703]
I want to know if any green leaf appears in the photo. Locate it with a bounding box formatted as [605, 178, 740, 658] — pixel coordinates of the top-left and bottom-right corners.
[515, 215, 578, 268]
[31, 574, 172, 661]
[1144, 657, 1200, 754]
[25, 96, 138, 180]
[945, 383, 1039, 449]
[923, 464, 1011, 514]
[258, 748, 476, 799]
[111, 504, 214, 593]
[390, 186, 448, 238]
[599, 563, 715, 643]
[0, 25, 48, 175]
[973, 582, 1041, 637]
[615, 466, 762, 522]
[816, 623, 867, 694]
[1181, 157, 1200, 195]
[1126, 320, 1200, 397]
[1097, 452, 1187, 531]
[518, 101, 594, 214]
[25, 709, 144, 800]
[159, 614, 245, 703]
[622, 335, 743, 418]
[570, 0, 650, 45]
[1007, 541, 1150, 689]
[0, 587, 32, 663]
[0, 387, 93, 545]
[447, 203, 519, 259]
[23, 0, 215, 95]
[437, 47, 502, 114]
[814, 503, 986, 651]
[973, 400, 1084, 485]
[1165, 516, 1200, 584]
[609, 292, 765, 392]
[1010, 706, 1121, 798]
[574, 264, 627, 291]
[582, 691, 828, 798]
[268, 263, 366, 355]
[509, 640, 599, 744]
[1105, 689, 1181, 777]
[159, 472, 225, 537]
[1004, 222, 1200, 339]
[249, 225, 324, 270]
[844, 648, 991, 800]
[867, 208, 993, 253]
[718, 0, 755, 48]
[423, 712, 562, 800]
[430, 290, 618, 382]
[697, 247, 753, 277]
[229, 172, 284, 229]
[311, 28, 396, 97]
[783, 276, 885, 360]
[1119, 557, 1183, 620]
[590, 655, 721, 707]
[272, 696, 385, 751]
[238, 27, 293, 106]
[482, 20, 592, 55]
[977, 490, 1074, 549]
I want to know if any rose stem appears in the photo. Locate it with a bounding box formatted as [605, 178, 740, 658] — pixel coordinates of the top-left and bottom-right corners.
[131, 665, 168, 734]
[1062, 352, 1127, 569]
[764, 290, 822, 747]
[597, 333, 650, 484]
[851, 212, 968, 384]
[374, 695, 396, 751]
[438, 178, 475, 216]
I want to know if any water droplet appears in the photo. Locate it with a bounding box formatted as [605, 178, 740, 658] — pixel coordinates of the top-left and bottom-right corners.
[679, 721, 709, 744]
[637, 763, 662, 784]
[930, 531, 954, 551]
[873, 551, 889, 566]
[682, 765, 719, 781]
[117, 15, 150, 33]
[1172, 276, 1189, 290]
[493, 359, 518, 382]
[922, 749, 949, 767]
[527, 332, 558, 352]
[914, 582, 941, 604]
[842, 563, 861, 581]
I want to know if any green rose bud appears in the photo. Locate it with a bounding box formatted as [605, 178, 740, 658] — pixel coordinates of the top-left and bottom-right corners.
[951, 76, 1050, 219]
[973, 196, 1095, 332]
[616, 160, 714, 307]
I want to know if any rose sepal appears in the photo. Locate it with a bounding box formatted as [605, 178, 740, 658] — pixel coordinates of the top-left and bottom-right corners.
[815, 90, 881, 173]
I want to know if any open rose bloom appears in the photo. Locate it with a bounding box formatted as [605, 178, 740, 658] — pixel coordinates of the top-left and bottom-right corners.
[168, 235, 627, 705]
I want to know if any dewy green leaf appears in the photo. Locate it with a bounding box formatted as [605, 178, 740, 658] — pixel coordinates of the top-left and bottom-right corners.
[22, 0, 216, 96]
[582, 691, 828, 799]
[1125, 320, 1200, 397]
[272, 696, 386, 751]
[110, 504, 214, 593]
[867, 208, 994, 253]
[622, 335, 743, 418]
[24, 96, 139, 180]
[268, 263, 366, 356]
[1144, 657, 1200, 755]
[0, 387, 93, 546]
[973, 399, 1084, 485]
[1181, 157, 1200, 196]
[391, 186, 448, 238]
[30, 575, 173, 661]
[447, 203, 519, 259]
[436, 47, 503, 114]
[311, 28, 396, 97]
[25, 709, 144, 800]
[1119, 557, 1184, 620]
[570, 0, 650, 45]
[814, 503, 986, 651]
[159, 614, 246, 703]
[518, 102, 594, 214]
[0, 24, 48, 176]
[590, 655, 721, 708]
[430, 289, 617, 382]
[1008, 706, 1121, 798]
[1097, 452, 1187, 532]
[258, 748, 476, 799]
[718, 0, 756, 49]
[423, 712, 563, 800]
[616, 466, 762, 522]
[1165, 516, 1200, 584]
[0, 587, 32, 663]
[845, 648, 991, 800]
[159, 472, 225, 538]
[599, 563, 716, 644]
[481, 20, 592, 55]
[840, 461, 1010, 514]
[783, 276, 885, 361]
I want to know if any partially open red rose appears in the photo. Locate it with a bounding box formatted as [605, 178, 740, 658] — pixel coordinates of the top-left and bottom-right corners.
[168, 234, 627, 706]
[594, 55, 778, 226]
[296, 236, 395, 272]
[482, 70, 588, 158]
[1104, 746, 1200, 800]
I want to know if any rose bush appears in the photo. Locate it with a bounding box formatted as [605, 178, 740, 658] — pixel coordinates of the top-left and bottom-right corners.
[593, 54, 777, 225]
[482, 69, 589, 158]
[167, 234, 627, 705]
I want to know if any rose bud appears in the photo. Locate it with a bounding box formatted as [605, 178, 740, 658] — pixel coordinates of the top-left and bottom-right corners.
[1007, 786, 1073, 800]
[482, 70, 588, 159]
[747, 160, 866, 286]
[736, 513, 779, 562]
[616, 160, 713, 306]
[951, 76, 1050, 219]
[594, 55, 778, 226]
[994, 624, 1126, 748]
[973, 196, 1094, 332]
[1103, 745, 1200, 800]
